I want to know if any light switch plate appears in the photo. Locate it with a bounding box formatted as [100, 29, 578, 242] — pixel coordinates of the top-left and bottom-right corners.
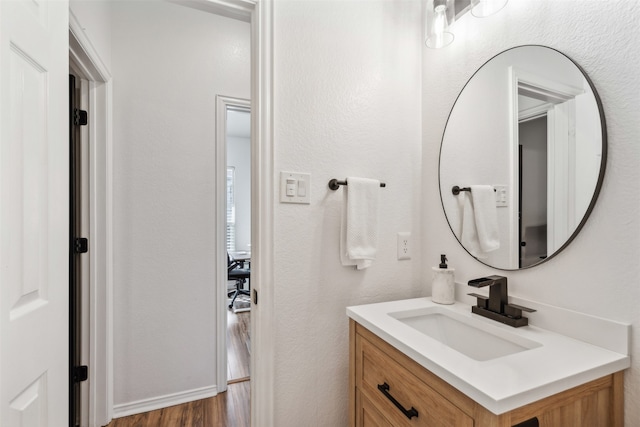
[280, 171, 311, 204]
[495, 185, 508, 207]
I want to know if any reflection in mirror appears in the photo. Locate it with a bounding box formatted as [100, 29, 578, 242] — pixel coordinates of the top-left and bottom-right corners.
[439, 46, 606, 270]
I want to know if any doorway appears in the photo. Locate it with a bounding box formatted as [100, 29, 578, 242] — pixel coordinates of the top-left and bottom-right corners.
[518, 115, 548, 268]
[69, 72, 90, 427]
[225, 105, 251, 385]
[66, 1, 275, 424]
[216, 97, 251, 390]
[512, 67, 584, 270]
[69, 26, 114, 427]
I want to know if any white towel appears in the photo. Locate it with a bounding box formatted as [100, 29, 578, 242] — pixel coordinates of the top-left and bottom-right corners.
[340, 177, 380, 270]
[461, 185, 500, 258]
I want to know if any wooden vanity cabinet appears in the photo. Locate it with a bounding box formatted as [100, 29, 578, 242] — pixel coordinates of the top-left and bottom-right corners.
[349, 320, 624, 427]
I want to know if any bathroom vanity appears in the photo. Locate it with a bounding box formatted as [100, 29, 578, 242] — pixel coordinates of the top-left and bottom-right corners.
[347, 298, 629, 427]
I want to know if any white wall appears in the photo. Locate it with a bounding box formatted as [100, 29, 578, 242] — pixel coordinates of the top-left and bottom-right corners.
[110, 1, 249, 409]
[422, 1, 640, 425]
[69, 0, 112, 72]
[272, 1, 423, 425]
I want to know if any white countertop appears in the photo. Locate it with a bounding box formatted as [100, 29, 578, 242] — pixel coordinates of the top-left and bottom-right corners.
[347, 297, 630, 414]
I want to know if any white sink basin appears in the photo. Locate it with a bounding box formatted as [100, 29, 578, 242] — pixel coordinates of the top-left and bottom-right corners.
[389, 307, 541, 361]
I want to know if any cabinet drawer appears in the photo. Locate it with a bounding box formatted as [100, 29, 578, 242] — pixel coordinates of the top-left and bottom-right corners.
[356, 390, 395, 427]
[357, 334, 473, 427]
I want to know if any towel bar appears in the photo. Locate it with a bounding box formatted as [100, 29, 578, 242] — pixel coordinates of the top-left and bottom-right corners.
[452, 185, 496, 195]
[329, 178, 386, 191]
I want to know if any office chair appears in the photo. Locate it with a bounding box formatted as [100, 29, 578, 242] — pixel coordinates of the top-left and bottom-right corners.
[228, 253, 251, 309]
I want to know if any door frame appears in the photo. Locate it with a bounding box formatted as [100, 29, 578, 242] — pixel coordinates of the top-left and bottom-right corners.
[250, 1, 275, 424]
[68, 72, 90, 427]
[215, 95, 251, 393]
[69, 10, 114, 427]
[509, 66, 583, 270]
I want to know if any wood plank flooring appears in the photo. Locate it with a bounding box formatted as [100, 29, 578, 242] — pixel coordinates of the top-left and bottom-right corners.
[227, 309, 250, 381]
[105, 309, 251, 427]
[105, 381, 250, 427]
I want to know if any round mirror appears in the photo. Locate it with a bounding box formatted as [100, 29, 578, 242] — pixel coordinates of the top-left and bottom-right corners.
[439, 45, 607, 270]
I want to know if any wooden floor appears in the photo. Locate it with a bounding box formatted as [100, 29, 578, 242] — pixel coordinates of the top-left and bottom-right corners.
[105, 381, 250, 427]
[227, 309, 251, 381]
[106, 308, 251, 427]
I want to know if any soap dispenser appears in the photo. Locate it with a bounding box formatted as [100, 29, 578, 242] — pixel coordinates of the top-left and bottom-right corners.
[432, 254, 455, 305]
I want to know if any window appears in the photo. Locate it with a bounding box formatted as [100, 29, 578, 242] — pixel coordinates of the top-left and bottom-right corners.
[226, 167, 236, 252]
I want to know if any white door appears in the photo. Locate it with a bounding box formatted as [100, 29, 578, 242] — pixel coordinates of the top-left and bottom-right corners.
[0, 0, 70, 426]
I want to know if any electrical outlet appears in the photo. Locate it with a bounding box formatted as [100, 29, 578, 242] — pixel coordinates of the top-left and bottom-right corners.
[397, 232, 411, 260]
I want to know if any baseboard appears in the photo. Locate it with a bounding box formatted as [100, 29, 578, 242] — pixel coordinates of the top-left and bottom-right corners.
[112, 385, 218, 418]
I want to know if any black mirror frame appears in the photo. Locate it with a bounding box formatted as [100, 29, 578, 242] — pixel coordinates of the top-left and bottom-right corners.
[438, 45, 608, 270]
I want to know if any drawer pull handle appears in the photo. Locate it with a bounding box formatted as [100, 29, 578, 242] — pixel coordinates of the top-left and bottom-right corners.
[377, 382, 419, 420]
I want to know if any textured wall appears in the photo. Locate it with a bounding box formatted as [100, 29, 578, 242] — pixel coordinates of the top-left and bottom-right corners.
[272, 1, 423, 425]
[70, 0, 113, 71]
[422, 1, 640, 424]
[111, 1, 249, 407]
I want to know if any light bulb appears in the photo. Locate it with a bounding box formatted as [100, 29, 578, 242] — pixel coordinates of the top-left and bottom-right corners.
[425, 2, 454, 49]
[433, 5, 448, 35]
[471, 0, 508, 18]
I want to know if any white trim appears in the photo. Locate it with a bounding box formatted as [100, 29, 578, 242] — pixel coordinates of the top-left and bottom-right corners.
[104, 81, 115, 424]
[507, 67, 520, 269]
[547, 101, 577, 251]
[168, 0, 254, 22]
[518, 103, 552, 122]
[112, 386, 218, 419]
[547, 109, 556, 254]
[251, 0, 275, 426]
[69, 10, 112, 82]
[69, 14, 114, 427]
[513, 67, 584, 103]
[215, 95, 250, 396]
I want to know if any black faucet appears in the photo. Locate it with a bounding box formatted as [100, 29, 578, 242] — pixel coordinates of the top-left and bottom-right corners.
[467, 275, 535, 327]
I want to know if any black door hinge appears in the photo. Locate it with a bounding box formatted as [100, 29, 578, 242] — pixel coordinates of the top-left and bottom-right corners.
[74, 238, 88, 254]
[73, 365, 88, 383]
[252, 289, 258, 305]
[73, 109, 88, 126]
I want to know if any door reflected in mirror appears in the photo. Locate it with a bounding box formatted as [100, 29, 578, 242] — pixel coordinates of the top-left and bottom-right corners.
[439, 45, 606, 270]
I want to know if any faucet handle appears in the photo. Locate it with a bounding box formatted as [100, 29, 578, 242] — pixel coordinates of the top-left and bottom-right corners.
[504, 303, 536, 319]
[467, 293, 489, 310]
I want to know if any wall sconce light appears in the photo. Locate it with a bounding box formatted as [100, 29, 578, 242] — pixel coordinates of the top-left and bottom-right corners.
[425, 0, 455, 49]
[425, 0, 508, 49]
